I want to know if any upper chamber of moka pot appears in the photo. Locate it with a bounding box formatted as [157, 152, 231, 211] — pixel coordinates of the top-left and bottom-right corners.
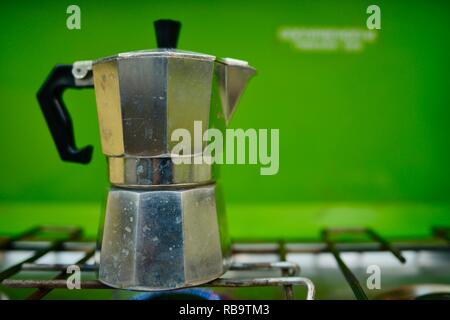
[91, 20, 256, 187]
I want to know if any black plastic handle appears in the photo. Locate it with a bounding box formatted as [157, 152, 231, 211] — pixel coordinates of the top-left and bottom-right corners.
[37, 65, 94, 164]
[154, 19, 181, 49]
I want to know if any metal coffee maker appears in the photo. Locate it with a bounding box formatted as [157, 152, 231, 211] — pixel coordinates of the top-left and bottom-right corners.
[37, 20, 255, 290]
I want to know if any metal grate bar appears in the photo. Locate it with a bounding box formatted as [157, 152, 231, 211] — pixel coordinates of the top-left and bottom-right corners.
[2, 277, 316, 300]
[21, 263, 97, 272]
[365, 229, 406, 263]
[321, 227, 408, 300]
[278, 240, 295, 299]
[2, 225, 449, 300]
[2, 279, 104, 289]
[207, 277, 315, 300]
[322, 229, 369, 300]
[2, 261, 315, 300]
[232, 241, 450, 254]
[0, 227, 82, 283]
[26, 248, 96, 300]
[0, 226, 41, 249]
[18, 261, 300, 274]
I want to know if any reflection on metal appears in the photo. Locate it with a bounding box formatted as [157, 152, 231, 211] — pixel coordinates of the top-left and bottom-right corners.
[85, 32, 256, 291]
[91, 50, 255, 158]
[108, 156, 212, 187]
[278, 27, 377, 52]
[99, 184, 230, 290]
[215, 58, 256, 124]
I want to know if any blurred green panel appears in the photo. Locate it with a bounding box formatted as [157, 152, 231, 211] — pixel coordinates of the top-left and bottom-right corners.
[0, 0, 449, 235]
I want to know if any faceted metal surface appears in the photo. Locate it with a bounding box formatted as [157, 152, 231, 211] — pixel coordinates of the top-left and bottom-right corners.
[98, 184, 231, 290]
[90, 47, 255, 290]
[92, 54, 214, 158]
[91, 52, 255, 159]
[215, 58, 256, 124]
[108, 156, 212, 187]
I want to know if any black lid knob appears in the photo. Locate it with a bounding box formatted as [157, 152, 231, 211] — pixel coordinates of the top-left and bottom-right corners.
[154, 19, 181, 49]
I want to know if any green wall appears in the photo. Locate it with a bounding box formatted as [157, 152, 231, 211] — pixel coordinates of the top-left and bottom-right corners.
[0, 1, 449, 233]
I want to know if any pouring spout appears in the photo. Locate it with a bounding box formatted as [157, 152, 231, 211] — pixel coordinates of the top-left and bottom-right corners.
[215, 58, 256, 124]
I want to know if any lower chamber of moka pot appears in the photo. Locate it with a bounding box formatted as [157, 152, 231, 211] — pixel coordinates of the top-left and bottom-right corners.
[97, 183, 232, 291]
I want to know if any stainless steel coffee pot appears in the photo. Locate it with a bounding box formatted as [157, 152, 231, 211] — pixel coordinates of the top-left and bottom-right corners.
[37, 20, 255, 290]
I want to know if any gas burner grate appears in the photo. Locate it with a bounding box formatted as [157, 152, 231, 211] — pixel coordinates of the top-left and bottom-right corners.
[0, 226, 314, 300]
[0, 226, 449, 300]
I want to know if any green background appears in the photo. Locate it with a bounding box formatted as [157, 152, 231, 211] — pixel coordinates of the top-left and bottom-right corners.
[0, 0, 449, 238]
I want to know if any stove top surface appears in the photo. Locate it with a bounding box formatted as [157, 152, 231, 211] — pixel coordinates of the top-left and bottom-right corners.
[1, 226, 449, 300]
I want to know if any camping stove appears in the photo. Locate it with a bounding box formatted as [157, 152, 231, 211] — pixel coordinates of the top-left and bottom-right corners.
[1, 226, 449, 300]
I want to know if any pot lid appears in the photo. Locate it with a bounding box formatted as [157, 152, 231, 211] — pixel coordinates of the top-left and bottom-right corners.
[94, 20, 216, 64]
